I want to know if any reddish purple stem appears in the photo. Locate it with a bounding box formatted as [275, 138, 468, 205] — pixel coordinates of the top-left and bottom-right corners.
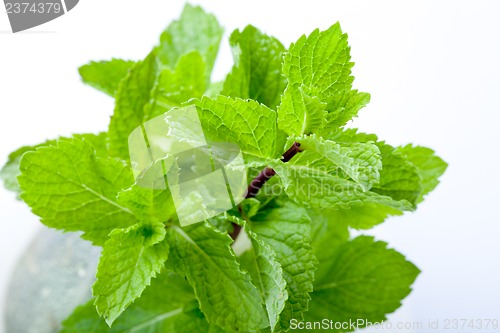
[230, 142, 302, 241]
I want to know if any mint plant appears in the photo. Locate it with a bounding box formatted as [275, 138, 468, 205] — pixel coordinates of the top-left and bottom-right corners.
[0, 4, 447, 333]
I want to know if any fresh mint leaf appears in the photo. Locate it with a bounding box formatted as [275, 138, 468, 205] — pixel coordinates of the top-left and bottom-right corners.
[322, 90, 371, 129]
[76, 132, 109, 156]
[79, 59, 136, 97]
[328, 127, 379, 143]
[396, 144, 448, 203]
[108, 5, 223, 161]
[206, 215, 235, 234]
[272, 154, 413, 211]
[0, 133, 107, 197]
[282, 23, 371, 130]
[308, 209, 349, 283]
[60, 299, 109, 333]
[239, 230, 288, 332]
[108, 51, 159, 160]
[1, 139, 56, 197]
[18, 138, 137, 245]
[157, 4, 223, 79]
[371, 143, 423, 206]
[195, 95, 278, 159]
[277, 85, 328, 136]
[222, 25, 287, 109]
[93, 223, 169, 325]
[62, 271, 223, 333]
[117, 185, 176, 224]
[291, 134, 382, 191]
[283, 23, 353, 99]
[311, 129, 434, 227]
[318, 203, 402, 230]
[249, 200, 317, 331]
[166, 222, 268, 332]
[145, 51, 207, 117]
[0, 155, 21, 195]
[307, 236, 420, 332]
[205, 80, 224, 98]
[109, 10, 221, 161]
[327, 128, 425, 206]
[239, 197, 262, 219]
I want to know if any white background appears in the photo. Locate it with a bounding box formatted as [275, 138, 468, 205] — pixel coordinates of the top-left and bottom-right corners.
[1, 1, 499, 332]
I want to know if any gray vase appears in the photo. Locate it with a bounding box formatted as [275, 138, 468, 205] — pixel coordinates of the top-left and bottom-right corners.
[4, 228, 101, 333]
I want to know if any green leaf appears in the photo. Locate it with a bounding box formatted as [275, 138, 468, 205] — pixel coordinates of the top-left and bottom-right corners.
[0, 154, 21, 195]
[307, 236, 420, 332]
[320, 203, 402, 230]
[239, 197, 262, 219]
[309, 209, 349, 263]
[195, 95, 278, 159]
[206, 215, 235, 234]
[283, 23, 353, 100]
[117, 185, 177, 224]
[327, 128, 424, 207]
[323, 90, 371, 129]
[1, 140, 56, 197]
[249, 200, 317, 331]
[79, 59, 135, 97]
[0, 133, 107, 197]
[108, 5, 224, 160]
[205, 80, 224, 98]
[60, 300, 109, 333]
[222, 25, 287, 109]
[145, 51, 207, 117]
[76, 133, 109, 156]
[327, 127, 378, 143]
[277, 85, 327, 136]
[61, 271, 223, 333]
[283, 24, 371, 129]
[108, 51, 211, 161]
[239, 230, 288, 331]
[371, 143, 422, 206]
[272, 155, 413, 211]
[108, 51, 159, 160]
[293, 134, 382, 191]
[18, 138, 137, 246]
[93, 223, 169, 325]
[309, 208, 350, 285]
[166, 222, 268, 332]
[396, 144, 448, 203]
[157, 4, 223, 78]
